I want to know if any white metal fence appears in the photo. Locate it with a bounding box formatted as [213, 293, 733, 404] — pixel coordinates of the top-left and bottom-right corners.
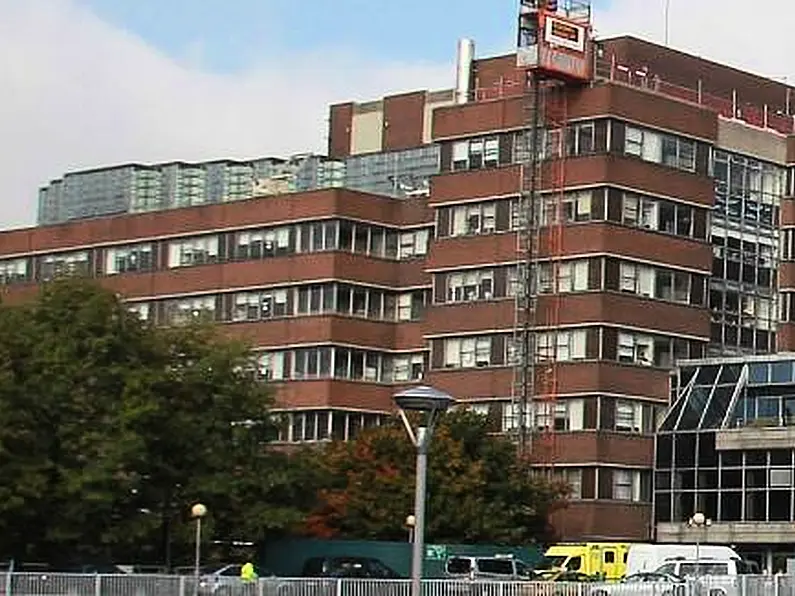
[0, 575, 793, 596]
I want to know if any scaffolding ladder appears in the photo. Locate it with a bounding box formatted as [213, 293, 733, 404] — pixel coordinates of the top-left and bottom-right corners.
[511, 76, 569, 468]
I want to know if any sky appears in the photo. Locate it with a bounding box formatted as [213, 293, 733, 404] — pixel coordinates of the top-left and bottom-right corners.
[2, 0, 795, 230]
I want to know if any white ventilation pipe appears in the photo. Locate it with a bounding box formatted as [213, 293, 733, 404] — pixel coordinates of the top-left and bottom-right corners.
[455, 38, 475, 105]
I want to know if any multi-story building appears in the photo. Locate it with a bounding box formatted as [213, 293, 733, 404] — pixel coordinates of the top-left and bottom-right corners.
[37, 154, 346, 225]
[5, 32, 795, 542]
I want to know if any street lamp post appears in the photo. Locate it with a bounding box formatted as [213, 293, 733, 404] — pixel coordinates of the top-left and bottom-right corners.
[393, 385, 456, 596]
[688, 511, 712, 574]
[191, 503, 208, 596]
[405, 514, 416, 543]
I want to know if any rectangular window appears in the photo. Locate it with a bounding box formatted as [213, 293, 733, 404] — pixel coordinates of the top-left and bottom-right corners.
[555, 260, 588, 292]
[168, 235, 219, 267]
[615, 400, 643, 432]
[105, 243, 154, 275]
[257, 351, 286, 381]
[232, 289, 289, 321]
[535, 330, 587, 361]
[613, 469, 634, 501]
[443, 336, 499, 369]
[448, 202, 500, 237]
[165, 295, 217, 325]
[451, 136, 501, 170]
[39, 251, 90, 281]
[126, 302, 150, 321]
[617, 332, 655, 366]
[399, 229, 430, 259]
[389, 353, 425, 383]
[625, 125, 696, 173]
[0, 257, 29, 285]
[446, 269, 495, 302]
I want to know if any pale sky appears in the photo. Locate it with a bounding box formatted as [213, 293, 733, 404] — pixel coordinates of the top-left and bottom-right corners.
[1, 0, 793, 230]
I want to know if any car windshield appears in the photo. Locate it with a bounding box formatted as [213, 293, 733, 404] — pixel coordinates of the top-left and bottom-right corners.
[536, 556, 568, 570]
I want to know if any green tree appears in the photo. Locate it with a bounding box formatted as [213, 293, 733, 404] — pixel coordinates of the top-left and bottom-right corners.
[302, 410, 569, 545]
[0, 279, 304, 565]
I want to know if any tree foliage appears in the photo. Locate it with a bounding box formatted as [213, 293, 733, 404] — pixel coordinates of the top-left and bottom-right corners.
[0, 279, 569, 564]
[302, 410, 569, 545]
[0, 279, 306, 565]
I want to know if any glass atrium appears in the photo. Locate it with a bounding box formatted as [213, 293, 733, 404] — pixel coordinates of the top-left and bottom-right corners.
[655, 355, 795, 525]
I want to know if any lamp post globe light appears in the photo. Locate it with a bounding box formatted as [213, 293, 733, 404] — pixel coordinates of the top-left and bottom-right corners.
[687, 511, 712, 572]
[405, 514, 416, 543]
[192, 503, 208, 596]
[393, 385, 456, 596]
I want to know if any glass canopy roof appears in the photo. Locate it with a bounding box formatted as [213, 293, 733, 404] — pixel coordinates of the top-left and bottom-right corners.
[659, 356, 795, 432]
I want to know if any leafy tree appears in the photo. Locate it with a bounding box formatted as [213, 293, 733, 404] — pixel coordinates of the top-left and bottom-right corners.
[0, 279, 305, 565]
[302, 410, 569, 545]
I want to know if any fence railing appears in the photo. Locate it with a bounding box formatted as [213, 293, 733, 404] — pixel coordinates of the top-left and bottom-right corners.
[1, 574, 794, 596]
[471, 55, 795, 136]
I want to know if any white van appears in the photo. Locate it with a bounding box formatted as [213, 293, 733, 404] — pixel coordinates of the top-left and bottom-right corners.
[626, 545, 740, 576]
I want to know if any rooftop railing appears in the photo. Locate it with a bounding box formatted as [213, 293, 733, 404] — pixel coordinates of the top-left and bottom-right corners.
[472, 54, 795, 137]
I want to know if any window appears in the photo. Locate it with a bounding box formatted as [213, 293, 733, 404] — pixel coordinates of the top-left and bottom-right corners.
[566, 122, 596, 156]
[292, 347, 333, 379]
[234, 227, 291, 259]
[126, 302, 150, 321]
[39, 251, 90, 281]
[556, 260, 589, 293]
[619, 262, 692, 303]
[613, 470, 634, 500]
[617, 332, 654, 366]
[444, 336, 496, 369]
[399, 229, 430, 259]
[165, 295, 216, 325]
[296, 284, 336, 316]
[536, 330, 587, 362]
[256, 351, 286, 381]
[541, 191, 592, 224]
[624, 126, 696, 173]
[387, 353, 426, 382]
[0, 258, 29, 285]
[621, 192, 700, 240]
[277, 409, 376, 443]
[447, 269, 495, 302]
[330, 347, 386, 382]
[105, 243, 154, 275]
[168, 236, 219, 267]
[448, 202, 498, 236]
[397, 291, 426, 321]
[615, 400, 642, 432]
[536, 402, 570, 431]
[452, 136, 500, 170]
[296, 221, 337, 253]
[556, 468, 583, 499]
[232, 289, 289, 321]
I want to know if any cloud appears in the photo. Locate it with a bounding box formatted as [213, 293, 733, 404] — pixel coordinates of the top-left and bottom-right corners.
[595, 0, 795, 82]
[0, 0, 453, 230]
[4, 0, 795, 231]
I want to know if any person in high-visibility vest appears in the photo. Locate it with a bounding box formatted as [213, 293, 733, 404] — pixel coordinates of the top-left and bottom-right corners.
[240, 562, 258, 582]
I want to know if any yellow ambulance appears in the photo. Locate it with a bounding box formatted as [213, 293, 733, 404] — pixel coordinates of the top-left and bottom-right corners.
[534, 543, 630, 581]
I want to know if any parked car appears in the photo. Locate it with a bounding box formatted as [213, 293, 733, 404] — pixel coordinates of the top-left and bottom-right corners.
[589, 572, 687, 596]
[301, 556, 402, 579]
[445, 555, 534, 582]
[275, 557, 403, 596]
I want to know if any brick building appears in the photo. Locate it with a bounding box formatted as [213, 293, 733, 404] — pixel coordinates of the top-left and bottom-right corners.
[3, 35, 795, 541]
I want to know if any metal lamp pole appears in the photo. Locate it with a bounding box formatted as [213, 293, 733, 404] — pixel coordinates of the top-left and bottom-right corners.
[688, 511, 711, 575]
[393, 385, 455, 596]
[192, 503, 208, 596]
